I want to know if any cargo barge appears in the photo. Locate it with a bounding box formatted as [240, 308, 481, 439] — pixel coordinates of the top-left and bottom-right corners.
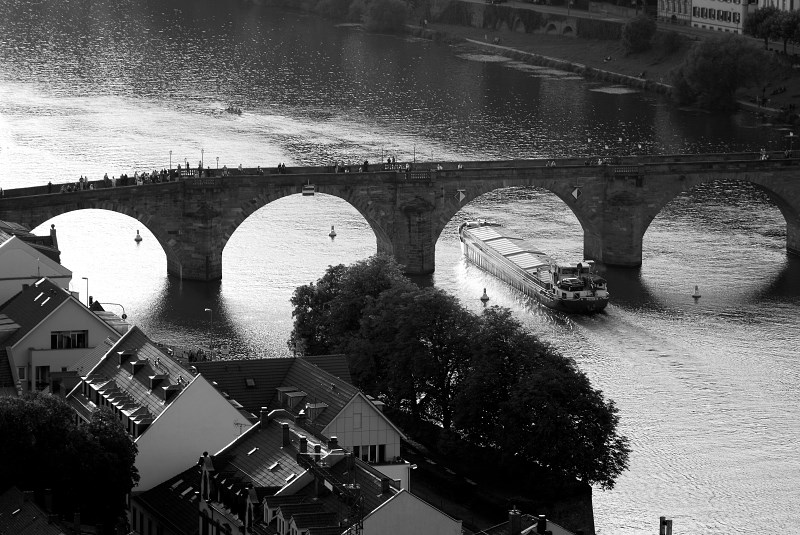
[459, 220, 609, 313]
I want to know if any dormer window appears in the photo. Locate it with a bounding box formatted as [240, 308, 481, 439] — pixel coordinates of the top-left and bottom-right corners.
[245, 378, 256, 388]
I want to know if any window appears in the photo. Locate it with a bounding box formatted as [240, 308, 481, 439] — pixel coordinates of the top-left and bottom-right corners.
[35, 366, 50, 390]
[378, 444, 386, 463]
[132, 506, 138, 531]
[370, 445, 377, 462]
[50, 330, 88, 349]
[17, 367, 26, 380]
[353, 446, 360, 458]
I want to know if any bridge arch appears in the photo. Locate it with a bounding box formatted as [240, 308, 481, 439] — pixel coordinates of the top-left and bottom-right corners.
[20, 202, 184, 276]
[639, 174, 800, 260]
[218, 185, 392, 262]
[430, 175, 597, 256]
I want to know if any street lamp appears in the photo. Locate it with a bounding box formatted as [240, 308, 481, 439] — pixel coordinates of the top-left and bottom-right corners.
[81, 277, 89, 307]
[216, 156, 219, 170]
[201, 148, 204, 169]
[204, 308, 214, 354]
[98, 302, 127, 320]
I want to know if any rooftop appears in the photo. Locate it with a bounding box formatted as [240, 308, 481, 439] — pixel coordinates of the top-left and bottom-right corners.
[0, 278, 73, 348]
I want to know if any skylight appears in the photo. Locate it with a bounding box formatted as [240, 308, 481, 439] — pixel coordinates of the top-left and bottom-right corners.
[245, 378, 256, 388]
[247, 447, 259, 456]
[34, 292, 44, 301]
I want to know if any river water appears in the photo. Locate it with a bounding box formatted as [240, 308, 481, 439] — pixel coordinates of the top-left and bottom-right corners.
[1, 0, 798, 533]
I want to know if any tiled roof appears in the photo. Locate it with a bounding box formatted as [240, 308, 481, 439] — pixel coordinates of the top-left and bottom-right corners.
[70, 326, 195, 423]
[0, 221, 60, 263]
[278, 359, 359, 431]
[307, 527, 345, 535]
[194, 358, 295, 415]
[0, 487, 66, 535]
[207, 418, 320, 490]
[301, 355, 352, 384]
[291, 512, 338, 530]
[0, 278, 72, 348]
[69, 336, 119, 375]
[481, 514, 574, 535]
[134, 464, 202, 535]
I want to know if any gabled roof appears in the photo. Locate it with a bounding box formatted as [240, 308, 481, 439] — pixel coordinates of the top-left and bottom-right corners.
[278, 358, 359, 431]
[193, 357, 295, 414]
[301, 354, 352, 384]
[0, 487, 66, 535]
[0, 222, 63, 265]
[480, 514, 574, 535]
[69, 326, 196, 423]
[206, 417, 323, 490]
[69, 336, 119, 375]
[133, 465, 202, 535]
[0, 278, 73, 348]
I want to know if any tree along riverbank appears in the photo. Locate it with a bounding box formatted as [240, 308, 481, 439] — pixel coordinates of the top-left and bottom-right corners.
[406, 20, 800, 120]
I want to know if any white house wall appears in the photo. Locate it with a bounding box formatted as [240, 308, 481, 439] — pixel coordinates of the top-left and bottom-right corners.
[323, 395, 401, 461]
[133, 375, 253, 492]
[0, 239, 71, 305]
[13, 301, 117, 390]
[691, 0, 745, 33]
[362, 490, 462, 535]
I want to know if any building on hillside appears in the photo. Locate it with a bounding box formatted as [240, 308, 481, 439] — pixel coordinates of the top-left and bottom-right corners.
[65, 325, 255, 492]
[690, 0, 746, 33]
[0, 225, 70, 305]
[129, 467, 202, 535]
[194, 356, 411, 488]
[0, 277, 126, 396]
[478, 509, 577, 535]
[657, 0, 692, 26]
[131, 409, 462, 535]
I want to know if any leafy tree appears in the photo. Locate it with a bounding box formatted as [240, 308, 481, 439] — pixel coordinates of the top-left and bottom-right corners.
[363, 0, 408, 33]
[356, 286, 476, 428]
[289, 255, 631, 488]
[0, 393, 138, 531]
[743, 6, 780, 49]
[455, 307, 630, 489]
[288, 254, 411, 355]
[621, 14, 657, 54]
[773, 10, 800, 54]
[670, 34, 773, 111]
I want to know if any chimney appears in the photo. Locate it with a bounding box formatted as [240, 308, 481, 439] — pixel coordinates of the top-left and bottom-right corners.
[296, 409, 306, 425]
[536, 514, 546, 534]
[327, 436, 338, 450]
[509, 507, 522, 535]
[380, 478, 390, 494]
[50, 224, 59, 250]
[44, 488, 53, 513]
[260, 407, 269, 428]
[299, 436, 307, 453]
[281, 423, 290, 447]
[74, 512, 81, 535]
[314, 444, 321, 459]
[88, 296, 93, 306]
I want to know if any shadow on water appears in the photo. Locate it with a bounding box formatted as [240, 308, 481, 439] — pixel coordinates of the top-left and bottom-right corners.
[757, 254, 800, 300]
[597, 264, 665, 311]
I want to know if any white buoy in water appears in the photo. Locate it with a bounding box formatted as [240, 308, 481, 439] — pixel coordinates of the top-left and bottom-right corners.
[329, 225, 337, 238]
[692, 285, 701, 298]
[480, 288, 490, 303]
[134, 230, 142, 243]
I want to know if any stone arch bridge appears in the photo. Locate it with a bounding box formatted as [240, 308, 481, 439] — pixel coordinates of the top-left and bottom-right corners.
[1, 153, 798, 281]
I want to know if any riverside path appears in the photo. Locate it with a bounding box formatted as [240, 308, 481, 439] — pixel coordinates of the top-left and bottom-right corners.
[1, 153, 799, 281]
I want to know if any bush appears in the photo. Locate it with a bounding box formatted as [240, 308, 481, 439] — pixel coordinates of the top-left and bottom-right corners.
[621, 14, 656, 54]
[363, 0, 408, 33]
[314, 0, 352, 20]
[659, 30, 683, 56]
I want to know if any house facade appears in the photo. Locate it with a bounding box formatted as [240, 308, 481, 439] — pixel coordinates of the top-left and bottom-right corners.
[0, 277, 124, 394]
[66, 326, 255, 492]
[690, 0, 746, 33]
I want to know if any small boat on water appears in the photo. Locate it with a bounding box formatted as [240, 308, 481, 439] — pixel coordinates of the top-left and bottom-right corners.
[459, 220, 609, 314]
[225, 106, 242, 115]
